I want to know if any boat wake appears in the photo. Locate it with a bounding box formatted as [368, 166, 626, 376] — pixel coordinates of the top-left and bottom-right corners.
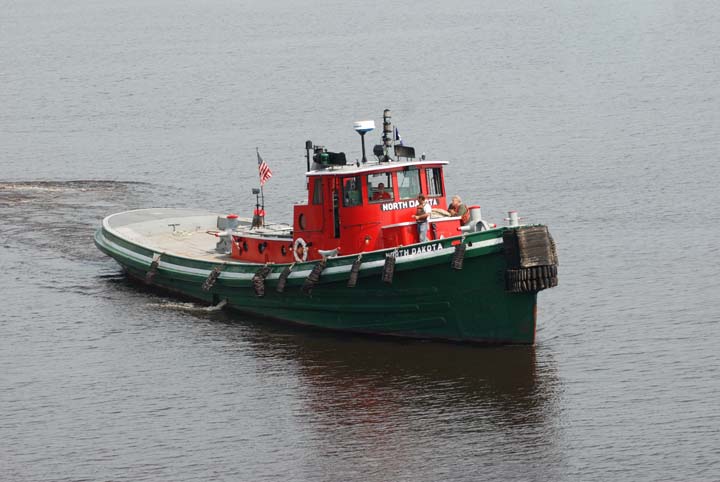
[0, 179, 160, 262]
[148, 299, 228, 313]
[0, 179, 148, 192]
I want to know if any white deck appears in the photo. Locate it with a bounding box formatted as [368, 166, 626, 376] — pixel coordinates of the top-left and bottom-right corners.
[104, 208, 292, 261]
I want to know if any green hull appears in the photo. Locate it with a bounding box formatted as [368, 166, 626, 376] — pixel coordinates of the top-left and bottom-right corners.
[94, 215, 542, 344]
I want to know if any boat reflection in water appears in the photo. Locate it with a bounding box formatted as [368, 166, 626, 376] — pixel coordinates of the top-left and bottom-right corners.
[211, 313, 563, 479]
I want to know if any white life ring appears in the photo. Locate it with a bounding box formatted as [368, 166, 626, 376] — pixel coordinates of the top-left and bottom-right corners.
[293, 237, 308, 262]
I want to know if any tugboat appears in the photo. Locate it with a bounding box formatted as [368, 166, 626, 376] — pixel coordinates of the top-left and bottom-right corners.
[94, 109, 558, 344]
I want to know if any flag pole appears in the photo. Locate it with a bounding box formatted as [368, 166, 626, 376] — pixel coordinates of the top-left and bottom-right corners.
[257, 147, 265, 227]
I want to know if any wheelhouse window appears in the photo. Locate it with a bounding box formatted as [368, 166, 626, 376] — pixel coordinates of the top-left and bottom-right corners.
[367, 172, 394, 202]
[341, 176, 363, 207]
[426, 168, 443, 197]
[397, 168, 421, 200]
[312, 178, 323, 205]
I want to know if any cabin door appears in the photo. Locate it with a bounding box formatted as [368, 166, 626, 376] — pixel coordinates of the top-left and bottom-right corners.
[332, 189, 340, 238]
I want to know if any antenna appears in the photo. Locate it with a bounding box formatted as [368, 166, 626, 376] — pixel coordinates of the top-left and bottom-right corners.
[353, 120, 375, 163]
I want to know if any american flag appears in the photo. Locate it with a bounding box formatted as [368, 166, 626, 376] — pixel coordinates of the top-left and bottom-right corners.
[257, 149, 272, 185]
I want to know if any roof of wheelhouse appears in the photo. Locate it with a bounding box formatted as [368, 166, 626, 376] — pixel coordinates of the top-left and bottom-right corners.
[306, 159, 449, 177]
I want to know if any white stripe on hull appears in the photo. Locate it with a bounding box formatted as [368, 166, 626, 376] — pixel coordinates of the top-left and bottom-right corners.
[96, 230, 502, 281]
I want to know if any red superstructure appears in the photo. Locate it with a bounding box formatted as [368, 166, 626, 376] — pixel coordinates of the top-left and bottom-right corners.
[229, 111, 467, 264]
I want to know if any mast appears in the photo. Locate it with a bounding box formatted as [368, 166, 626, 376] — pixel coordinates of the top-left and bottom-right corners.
[260, 184, 265, 226]
[382, 108, 393, 161]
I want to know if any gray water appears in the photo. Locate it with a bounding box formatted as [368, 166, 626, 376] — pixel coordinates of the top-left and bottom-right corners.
[2, 0, 720, 480]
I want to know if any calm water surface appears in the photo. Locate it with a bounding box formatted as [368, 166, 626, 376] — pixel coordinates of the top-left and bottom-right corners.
[2, 1, 719, 481]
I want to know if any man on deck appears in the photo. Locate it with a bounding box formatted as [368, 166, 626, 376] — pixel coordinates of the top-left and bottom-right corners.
[412, 194, 432, 242]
